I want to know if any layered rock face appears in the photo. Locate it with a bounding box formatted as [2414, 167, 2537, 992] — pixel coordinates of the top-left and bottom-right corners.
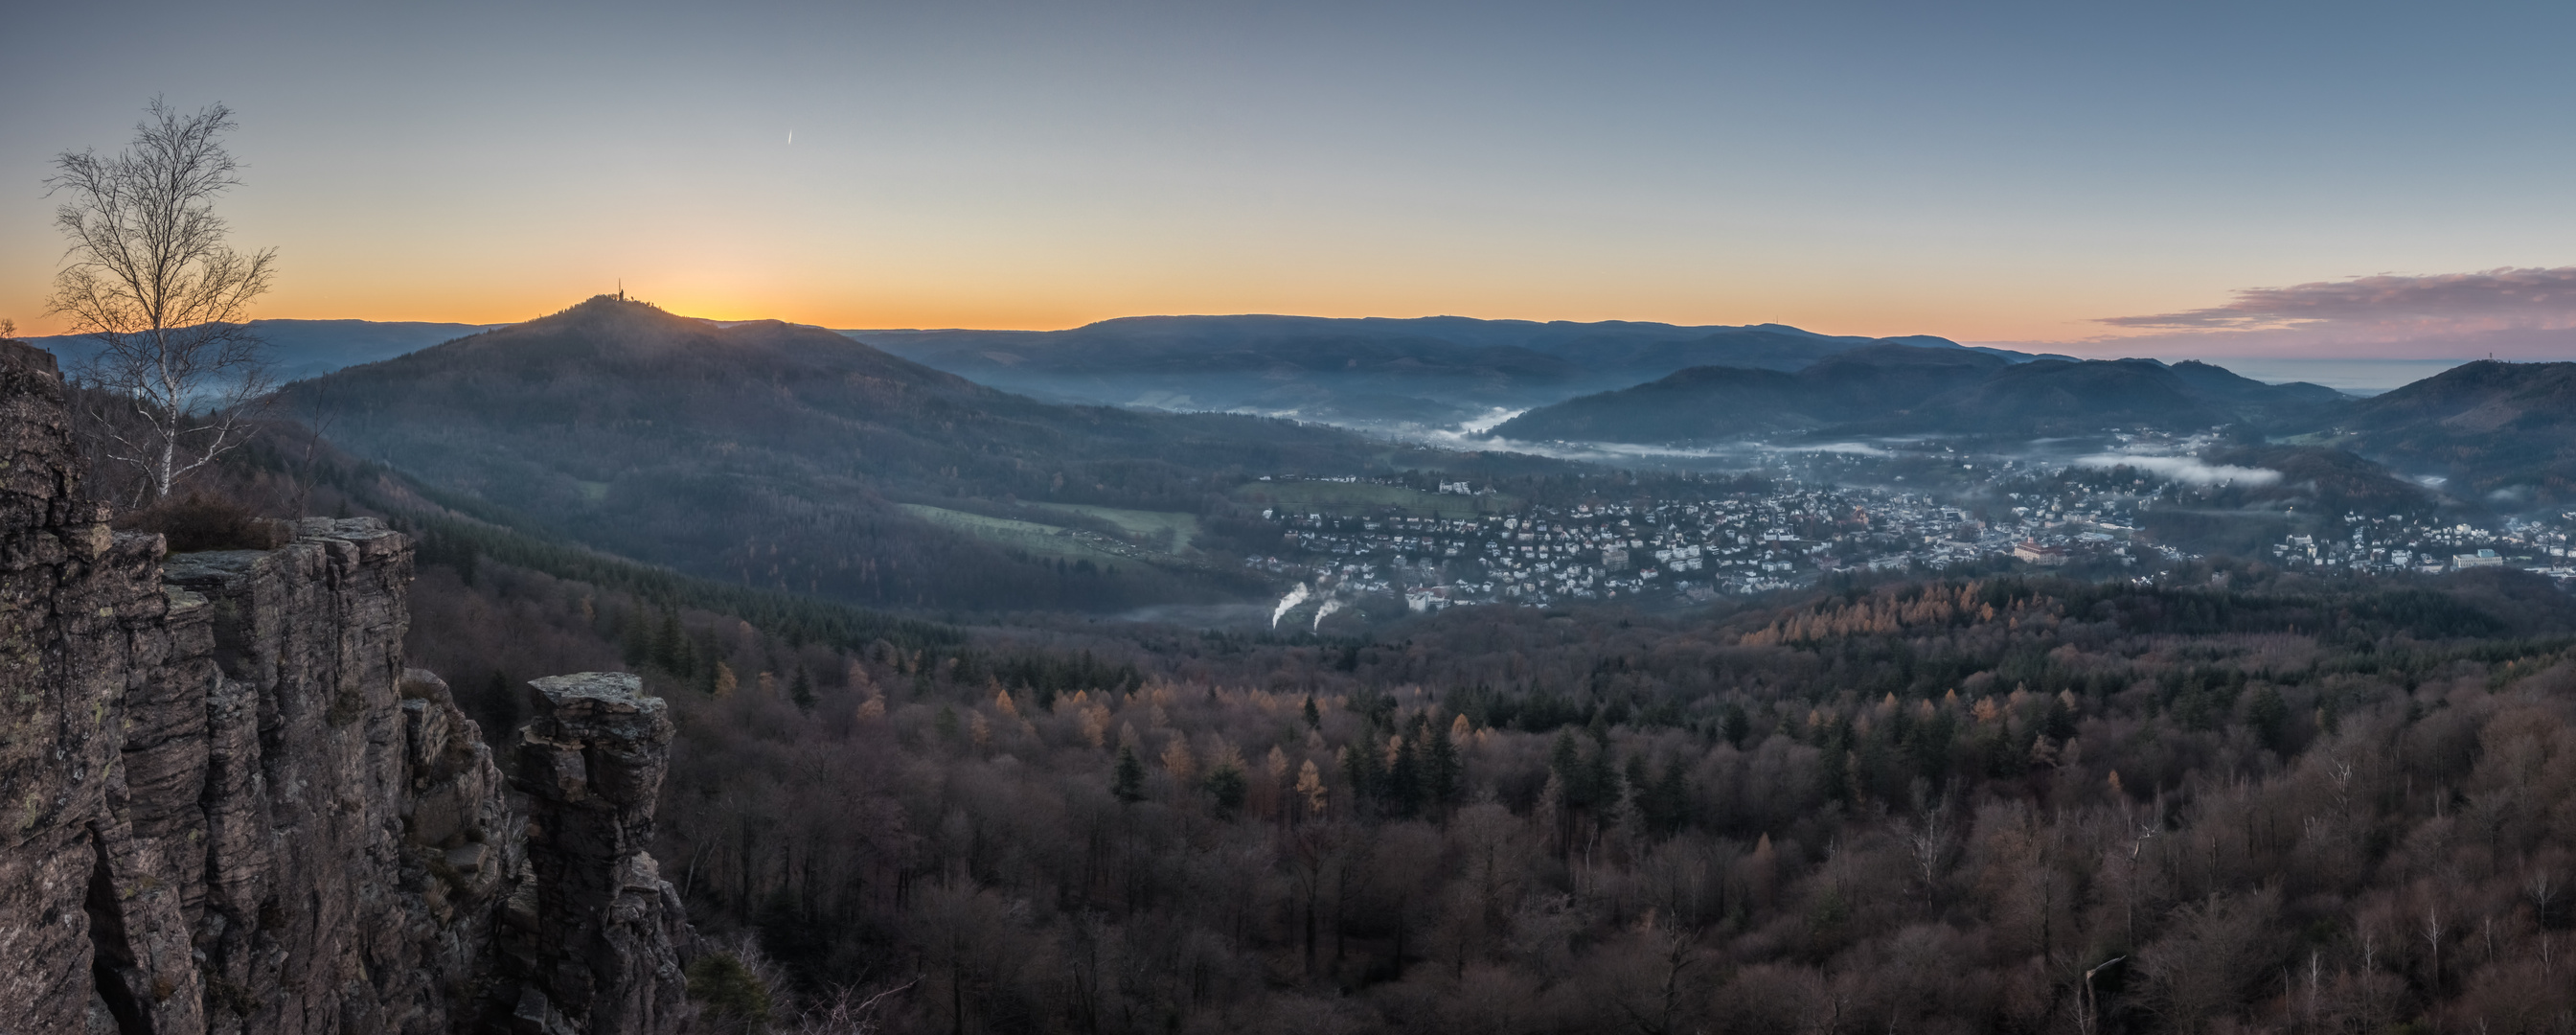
[509, 674, 691, 1033]
[0, 339, 691, 1032]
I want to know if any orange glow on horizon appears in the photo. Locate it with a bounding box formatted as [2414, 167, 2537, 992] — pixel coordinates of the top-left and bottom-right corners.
[8, 283, 2156, 344]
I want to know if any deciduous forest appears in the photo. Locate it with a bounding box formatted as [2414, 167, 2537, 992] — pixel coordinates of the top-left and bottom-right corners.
[25, 28, 2576, 1035]
[54, 326, 2576, 1035]
[396, 512, 2576, 1034]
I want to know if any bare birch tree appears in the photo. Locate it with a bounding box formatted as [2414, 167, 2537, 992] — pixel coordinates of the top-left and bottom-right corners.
[45, 99, 277, 505]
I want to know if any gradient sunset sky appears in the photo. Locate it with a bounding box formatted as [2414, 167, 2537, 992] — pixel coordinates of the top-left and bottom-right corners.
[9, 0, 2576, 357]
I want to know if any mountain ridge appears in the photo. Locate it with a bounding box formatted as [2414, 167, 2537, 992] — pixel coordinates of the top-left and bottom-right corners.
[279, 295, 1558, 611]
[845, 313, 1996, 425]
[1490, 346, 2349, 443]
[2317, 359, 2576, 506]
[27, 317, 499, 382]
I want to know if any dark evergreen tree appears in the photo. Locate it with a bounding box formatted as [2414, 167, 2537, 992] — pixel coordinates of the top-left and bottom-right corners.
[2246, 685, 2289, 751]
[1549, 729, 1592, 810]
[650, 609, 686, 673]
[1343, 724, 1387, 814]
[1646, 758, 1691, 835]
[1387, 732, 1424, 817]
[1585, 739, 1617, 812]
[1205, 764, 1247, 819]
[1425, 718, 1462, 808]
[616, 606, 649, 667]
[2043, 693, 2079, 740]
[1112, 745, 1146, 803]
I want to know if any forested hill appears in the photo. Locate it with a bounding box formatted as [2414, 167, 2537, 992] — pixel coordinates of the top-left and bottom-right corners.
[29, 317, 497, 382]
[1493, 347, 2347, 443]
[2318, 359, 2576, 507]
[1485, 344, 2013, 442]
[283, 295, 1556, 611]
[852, 315, 2007, 426]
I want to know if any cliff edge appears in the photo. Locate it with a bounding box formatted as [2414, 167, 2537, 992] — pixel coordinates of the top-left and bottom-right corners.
[0, 338, 692, 1033]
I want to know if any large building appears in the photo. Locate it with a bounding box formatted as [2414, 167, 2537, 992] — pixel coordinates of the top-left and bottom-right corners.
[2015, 540, 2068, 566]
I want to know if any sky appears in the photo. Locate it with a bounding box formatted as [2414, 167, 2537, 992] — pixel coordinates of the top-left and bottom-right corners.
[7, 0, 2576, 358]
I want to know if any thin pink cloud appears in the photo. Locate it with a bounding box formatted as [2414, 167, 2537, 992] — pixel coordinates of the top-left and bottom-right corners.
[1970, 266, 2576, 360]
[2099, 266, 2576, 331]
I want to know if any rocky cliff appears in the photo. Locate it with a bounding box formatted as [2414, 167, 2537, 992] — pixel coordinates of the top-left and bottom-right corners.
[510, 674, 691, 1033]
[0, 338, 693, 1033]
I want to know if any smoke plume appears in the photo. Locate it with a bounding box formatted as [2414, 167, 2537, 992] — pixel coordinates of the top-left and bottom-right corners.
[1311, 598, 1345, 632]
[1271, 583, 1311, 630]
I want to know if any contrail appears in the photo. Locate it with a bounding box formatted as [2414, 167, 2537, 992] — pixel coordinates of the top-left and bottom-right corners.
[1271, 583, 1311, 630]
[1311, 598, 1344, 632]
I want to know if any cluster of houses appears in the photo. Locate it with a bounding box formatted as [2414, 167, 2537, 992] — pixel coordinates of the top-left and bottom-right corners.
[1243, 463, 2576, 615]
[2272, 514, 2576, 582]
[1249, 478, 2169, 610]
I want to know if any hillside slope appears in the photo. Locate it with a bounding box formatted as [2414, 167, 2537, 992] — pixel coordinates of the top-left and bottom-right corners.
[30, 317, 497, 382]
[2317, 359, 2576, 507]
[854, 314, 2002, 425]
[1493, 347, 2345, 443]
[286, 296, 1523, 610]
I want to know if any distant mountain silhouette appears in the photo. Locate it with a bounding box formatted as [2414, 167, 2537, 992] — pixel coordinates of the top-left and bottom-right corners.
[283, 296, 1525, 610]
[2318, 359, 2576, 507]
[1491, 346, 2346, 442]
[851, 315, 2002, 425]
[1792, 344, 2018, 418]
[28, 318, 498, 383]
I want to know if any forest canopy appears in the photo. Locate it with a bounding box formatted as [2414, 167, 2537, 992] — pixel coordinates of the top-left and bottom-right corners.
[393, 521, 2576, 1035]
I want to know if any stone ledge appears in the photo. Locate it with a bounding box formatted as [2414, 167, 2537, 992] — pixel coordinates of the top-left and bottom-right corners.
[160, 548, 271, 586]
[527, 672, 658, 715]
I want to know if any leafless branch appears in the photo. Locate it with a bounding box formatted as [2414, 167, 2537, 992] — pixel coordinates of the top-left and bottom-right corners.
[791, 976, 919, 1034]
[45, 98, 277, 504]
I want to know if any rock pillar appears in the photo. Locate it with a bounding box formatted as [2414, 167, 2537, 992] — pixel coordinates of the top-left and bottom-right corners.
[509, 673, 690, 1034]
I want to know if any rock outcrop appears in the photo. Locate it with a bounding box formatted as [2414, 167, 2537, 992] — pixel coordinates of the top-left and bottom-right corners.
[508, 674, 690, 1034]
[0, 338, 692, 1032]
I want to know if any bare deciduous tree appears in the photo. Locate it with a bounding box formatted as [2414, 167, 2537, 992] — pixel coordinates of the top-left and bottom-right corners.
[46, 99, 277, 505]
[2137, 889, 2279, 1034]
[787, 978, 917, 1035]
[1904, 797, 1955, 891]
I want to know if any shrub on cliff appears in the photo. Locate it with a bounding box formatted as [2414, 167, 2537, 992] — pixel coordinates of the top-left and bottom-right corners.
[685, 950, 776, 1033]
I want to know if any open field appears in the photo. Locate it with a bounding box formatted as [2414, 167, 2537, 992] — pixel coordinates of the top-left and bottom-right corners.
[1228, 479, 1521, 518]
[1020, 503, 1202, 552]
[897, 504, 1129, 563]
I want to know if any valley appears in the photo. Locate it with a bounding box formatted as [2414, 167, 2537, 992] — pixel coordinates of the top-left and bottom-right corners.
[165, 301, 2576, 626]
[20, 15, 2576, 1033]
[23, 301, 2576, 1035]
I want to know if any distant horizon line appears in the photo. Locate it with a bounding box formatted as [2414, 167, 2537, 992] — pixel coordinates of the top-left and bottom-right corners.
[7, 305, 2550, 366]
